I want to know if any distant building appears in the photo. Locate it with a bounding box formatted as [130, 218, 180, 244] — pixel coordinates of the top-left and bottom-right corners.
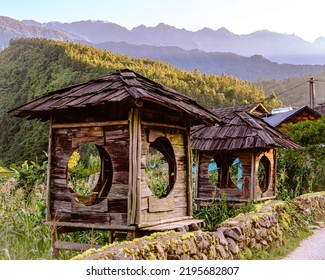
[271, 106, 293, 115]
[263, 105, 321, 129]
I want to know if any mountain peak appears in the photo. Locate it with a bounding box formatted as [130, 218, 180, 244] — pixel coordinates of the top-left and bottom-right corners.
[155, 22, 176, 30]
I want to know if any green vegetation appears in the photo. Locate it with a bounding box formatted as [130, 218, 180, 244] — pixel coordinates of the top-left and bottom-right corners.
[195, 196, 256, 231]
[277, 115, 325, 199]
[249, 202, 312, 260]
[258, 74, 325, 108]
[0, 179, 51, 260]
[0, 38, 282, 166]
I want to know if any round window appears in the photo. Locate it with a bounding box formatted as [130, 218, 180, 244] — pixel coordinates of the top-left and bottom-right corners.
[145, 137, 176, 198]
[67, 143, 112, 205]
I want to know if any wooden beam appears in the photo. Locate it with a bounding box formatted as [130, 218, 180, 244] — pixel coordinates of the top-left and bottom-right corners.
[137, 215, 192, 228]
[54, 241, 102, 251]
[141, 121, 186, 131]
[52, 120, 128, 129]
[47, 221, 136, 231]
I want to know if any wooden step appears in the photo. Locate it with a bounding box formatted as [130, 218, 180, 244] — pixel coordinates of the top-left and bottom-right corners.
[54, 241, 102, 252]
[139, 219, 205, 232]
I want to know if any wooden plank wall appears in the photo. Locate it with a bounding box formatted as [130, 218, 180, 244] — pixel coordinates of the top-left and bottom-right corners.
[50, 124, 130, 228]
[138, 126, 189, 228]
[197, 151, 252, 201]
[253, 149, 276, 199]
[197, 149, 276, 202]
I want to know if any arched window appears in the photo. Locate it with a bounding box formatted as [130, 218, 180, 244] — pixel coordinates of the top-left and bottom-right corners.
[145, 137, 176, 198]
[258, 155, 271, 193]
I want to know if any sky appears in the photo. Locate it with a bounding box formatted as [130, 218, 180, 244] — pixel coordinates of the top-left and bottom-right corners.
[2, 0, 325, 43]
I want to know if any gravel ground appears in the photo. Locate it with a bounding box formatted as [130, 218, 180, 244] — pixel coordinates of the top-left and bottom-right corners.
[283, 224, 325, 260]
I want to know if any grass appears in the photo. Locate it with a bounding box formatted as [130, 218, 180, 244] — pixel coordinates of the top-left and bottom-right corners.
[251, 227, 312, 260]
[0, 177, 108, 260]
[0, 180, 52, 259]
[0, 166, 15, 183]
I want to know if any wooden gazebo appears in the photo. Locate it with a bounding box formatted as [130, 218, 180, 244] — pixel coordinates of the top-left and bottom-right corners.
[9, 69, 221, 256]
[191, 104, 301, 208]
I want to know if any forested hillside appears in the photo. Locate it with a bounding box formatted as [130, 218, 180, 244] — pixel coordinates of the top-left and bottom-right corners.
[0, 38, 281, 165]
[258, 73, 325, 107]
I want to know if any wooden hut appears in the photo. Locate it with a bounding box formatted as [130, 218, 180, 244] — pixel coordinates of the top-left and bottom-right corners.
[191, 104, 301, 208]
[9, 69, 221, 255]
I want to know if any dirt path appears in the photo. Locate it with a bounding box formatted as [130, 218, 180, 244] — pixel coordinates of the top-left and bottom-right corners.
[283, 223, 325, 260]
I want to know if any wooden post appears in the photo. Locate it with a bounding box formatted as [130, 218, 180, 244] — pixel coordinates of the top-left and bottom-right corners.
[250, 151, 256, 201]
[194, 150, 200, 205]
[185, 120, 193, 217]
[273, 149, 277, 196]
[128, 107, 141, 225]
[309, 78, 315, 109]
[46, 115, 53, 222]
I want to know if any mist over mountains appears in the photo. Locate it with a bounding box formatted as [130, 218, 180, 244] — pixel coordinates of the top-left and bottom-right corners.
[2, 16, 325, 81]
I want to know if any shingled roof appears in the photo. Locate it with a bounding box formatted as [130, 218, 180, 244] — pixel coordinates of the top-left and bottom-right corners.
[191, 104, 301, 151]
[9, 69, 221, 126]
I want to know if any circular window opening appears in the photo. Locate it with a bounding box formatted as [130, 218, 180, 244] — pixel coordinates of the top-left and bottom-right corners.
[67, 143, 113, 205]
[229, 157, 243, 189]
[208, 158, 220, 186]
[145, 137, 176, 198]
[258, 155, 270, 193]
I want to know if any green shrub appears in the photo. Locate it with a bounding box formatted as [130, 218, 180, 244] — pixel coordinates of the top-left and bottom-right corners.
[11, 159, 47, 200]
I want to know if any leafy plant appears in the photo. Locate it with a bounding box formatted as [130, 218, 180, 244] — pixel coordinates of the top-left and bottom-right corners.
[277, 115, 325, 197]
[0, 180, 51, 260]
[11, 159, 47, 200]
[195, 195, 238, 231]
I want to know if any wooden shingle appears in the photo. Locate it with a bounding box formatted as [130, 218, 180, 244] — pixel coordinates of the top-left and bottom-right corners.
[191, 105, 301, 151]
[9, 69, 221, 126]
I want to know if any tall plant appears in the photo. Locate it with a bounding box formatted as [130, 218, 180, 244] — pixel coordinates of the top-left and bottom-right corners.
[277, 116, 325, 198]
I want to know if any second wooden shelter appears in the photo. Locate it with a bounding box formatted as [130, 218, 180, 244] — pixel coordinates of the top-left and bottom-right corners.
[191, 104, 301, 208]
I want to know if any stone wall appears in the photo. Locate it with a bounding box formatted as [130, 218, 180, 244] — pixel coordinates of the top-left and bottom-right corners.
[73, 192, 325, 260]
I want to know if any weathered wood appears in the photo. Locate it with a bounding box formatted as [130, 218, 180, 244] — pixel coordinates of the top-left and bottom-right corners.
[138, 215, 192, 229]
[47, 221, 136, 231]
[71, 212, 127, 225]
[52, 120, 128, 129]
[184, 122, 192, 216]
[128, 107, 140, 225]
[139, 219, 204, 232]
[148, 196, 175, 213]
[71, 198, 108, 213]
[53, 200, 72, 213]
[54, 241, 102, 252]
[107, 198, 128, 213]
[148, 129, 165, 142]
[46, 115, 53, 222]
[142, 121, 186, 131]
[72, 137, 104, 149]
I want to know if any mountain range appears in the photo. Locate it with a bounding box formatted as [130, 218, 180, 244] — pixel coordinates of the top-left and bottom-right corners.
[2, 16, 325, 82]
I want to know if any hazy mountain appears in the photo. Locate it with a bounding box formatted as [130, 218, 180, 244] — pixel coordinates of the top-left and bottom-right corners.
[19, 18, 325, 65]
[95, 41, 325, 81]
[0, 16, 72, 50]
[2, 16, 325, 81]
